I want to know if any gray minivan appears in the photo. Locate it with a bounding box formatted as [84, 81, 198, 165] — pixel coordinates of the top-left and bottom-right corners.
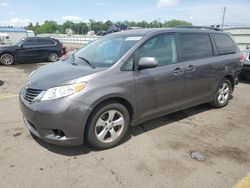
[19, 27, 242, 149]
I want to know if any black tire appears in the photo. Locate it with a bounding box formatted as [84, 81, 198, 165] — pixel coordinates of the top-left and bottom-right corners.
[85, 101, 130, 149]
[48, 52, 58, 62]
[0, 53, 15, 65]
[210, 78, 232, 108]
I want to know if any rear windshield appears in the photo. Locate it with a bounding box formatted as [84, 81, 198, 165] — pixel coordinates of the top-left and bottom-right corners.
[212, 34, 236, 55]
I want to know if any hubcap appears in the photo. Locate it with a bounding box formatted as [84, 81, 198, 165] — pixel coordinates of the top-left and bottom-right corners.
[95, 110, 124, 143]
[1, 54, 14, 65]
[217, 82, 230, 104]
[49, 53, 58, 62]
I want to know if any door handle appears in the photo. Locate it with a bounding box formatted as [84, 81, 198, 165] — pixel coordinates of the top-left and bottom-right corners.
[174, 67, 184, 75]
[186, 65, 196, 72]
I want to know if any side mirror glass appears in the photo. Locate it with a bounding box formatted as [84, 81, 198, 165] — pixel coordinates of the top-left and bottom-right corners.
[138, 57, 158, 70]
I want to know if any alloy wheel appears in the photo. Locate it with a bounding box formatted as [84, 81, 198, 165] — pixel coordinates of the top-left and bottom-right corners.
[95, 110, 124, 143]
[217, 82, 230, 104]
[49, 53, 58, 62]
[1, 54, 14, 65]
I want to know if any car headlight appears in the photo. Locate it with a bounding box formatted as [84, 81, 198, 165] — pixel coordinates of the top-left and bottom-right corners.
[41, 82, 86, 101]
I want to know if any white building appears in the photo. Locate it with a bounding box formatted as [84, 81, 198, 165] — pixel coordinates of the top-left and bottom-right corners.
[224, 27, 250, 51]
[0, 28, 34, 43]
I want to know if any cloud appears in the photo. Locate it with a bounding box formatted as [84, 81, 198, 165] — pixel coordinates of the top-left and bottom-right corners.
[2, 18, 31, 26]
[9, 11, 15, 15]
[93, 1, 105, 6]
[157, 0, 179, 8]
[0, 2, 9, 7]
[61, 15, 82, 22]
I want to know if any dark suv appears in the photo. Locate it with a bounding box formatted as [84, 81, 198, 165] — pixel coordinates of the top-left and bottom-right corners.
[0, 37, 65, 65]
[19, 27, 242, 149]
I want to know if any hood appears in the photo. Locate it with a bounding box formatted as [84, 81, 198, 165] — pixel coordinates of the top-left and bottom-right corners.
[0, 44, 18, 50]
[27, 61, 105, 89]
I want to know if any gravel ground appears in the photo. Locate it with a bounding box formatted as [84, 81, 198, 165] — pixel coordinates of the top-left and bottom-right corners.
[0, 63, 250, 188]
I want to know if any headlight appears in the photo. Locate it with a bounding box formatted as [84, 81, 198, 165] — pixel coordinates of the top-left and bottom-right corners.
[41, 82, 86, 101]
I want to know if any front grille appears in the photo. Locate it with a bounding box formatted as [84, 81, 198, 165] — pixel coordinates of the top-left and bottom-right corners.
[23, 88, 43, 103]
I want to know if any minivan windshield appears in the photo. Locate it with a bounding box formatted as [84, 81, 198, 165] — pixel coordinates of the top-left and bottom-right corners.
[70, 34, 143, 68]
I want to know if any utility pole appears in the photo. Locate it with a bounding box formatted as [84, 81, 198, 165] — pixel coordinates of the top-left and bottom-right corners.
[221, 7, 226, 29]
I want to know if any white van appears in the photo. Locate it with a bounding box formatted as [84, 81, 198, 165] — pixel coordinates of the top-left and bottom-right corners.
[0, 33, 9, 44]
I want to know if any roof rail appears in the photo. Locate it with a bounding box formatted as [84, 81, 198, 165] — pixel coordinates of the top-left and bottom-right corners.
[175, 26, 222, 31]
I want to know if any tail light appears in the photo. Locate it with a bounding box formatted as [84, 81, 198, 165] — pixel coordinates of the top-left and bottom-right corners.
[60, 45, 66, 55]
[240, 53, 245, 63]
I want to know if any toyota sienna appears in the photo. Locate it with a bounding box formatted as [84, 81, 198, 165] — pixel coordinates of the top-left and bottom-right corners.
[19, 27, 242, 149]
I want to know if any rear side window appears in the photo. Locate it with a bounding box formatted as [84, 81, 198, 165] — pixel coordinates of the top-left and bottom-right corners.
[179, 34, 213, 61]
[37, 39, 55, 45]
[44, 39, 56, 45]
[212, 34, 236, 55]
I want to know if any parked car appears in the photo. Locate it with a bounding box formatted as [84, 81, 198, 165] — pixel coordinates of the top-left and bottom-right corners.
[19, 27, 242, 149]
[106, 24, 130, 35]
[96, 30, 106, 36]
[239, 49, 250, 79]
[0, 37, 65, 65]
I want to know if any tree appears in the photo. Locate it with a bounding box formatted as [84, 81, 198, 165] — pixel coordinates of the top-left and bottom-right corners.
[75, 22, 89, 34]
[104, 20, 113, 30]
[162, 20, 192, 28]
[26, 22, 34, 30]
[62, 21, 74, 34]
[23, 19, 192, 35]
[42, 21, 58, 33]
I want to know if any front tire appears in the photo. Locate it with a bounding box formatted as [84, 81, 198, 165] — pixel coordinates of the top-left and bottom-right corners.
[0, 53, 15, 65]
[211, 78, 232, 108]
[85, 102, 130, 149]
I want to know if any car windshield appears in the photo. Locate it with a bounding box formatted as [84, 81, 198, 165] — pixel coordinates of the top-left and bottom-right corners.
[12, 38, 25, 45]
[71, 34, 143, 68]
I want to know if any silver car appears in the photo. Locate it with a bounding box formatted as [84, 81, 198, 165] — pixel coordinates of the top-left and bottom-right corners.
[240, 49, 250, 78]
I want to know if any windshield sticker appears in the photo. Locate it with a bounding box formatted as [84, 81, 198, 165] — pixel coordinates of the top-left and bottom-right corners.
[125, 37, 142, 41]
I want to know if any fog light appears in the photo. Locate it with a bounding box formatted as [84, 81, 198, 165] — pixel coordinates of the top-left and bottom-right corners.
[52, 129, 65, 137]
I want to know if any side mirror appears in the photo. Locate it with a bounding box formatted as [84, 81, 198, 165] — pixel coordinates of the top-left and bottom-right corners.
[18, 44, 23, 48]
[138, 57, 158, 70]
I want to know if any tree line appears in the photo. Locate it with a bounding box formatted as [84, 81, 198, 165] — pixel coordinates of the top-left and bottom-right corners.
[26, 19, 192, 35]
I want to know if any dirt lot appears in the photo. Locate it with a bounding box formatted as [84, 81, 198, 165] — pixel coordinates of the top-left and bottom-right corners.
[0, 63, 250, 188]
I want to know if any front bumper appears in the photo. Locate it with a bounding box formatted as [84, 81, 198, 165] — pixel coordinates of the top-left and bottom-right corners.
[19, 92, 92, 146]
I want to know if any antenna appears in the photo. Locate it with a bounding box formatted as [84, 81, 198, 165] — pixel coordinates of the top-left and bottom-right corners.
[222, 7, 226, 29]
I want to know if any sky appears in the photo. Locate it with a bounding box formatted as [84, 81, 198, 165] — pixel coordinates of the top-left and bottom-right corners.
[0, 0, 250, 27]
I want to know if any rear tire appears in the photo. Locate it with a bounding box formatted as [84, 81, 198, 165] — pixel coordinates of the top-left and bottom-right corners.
[85, 102, 130, 149]
[0, 53, 15, 65]
[210, 78, 232, 108]
[48, 52, 58, 62]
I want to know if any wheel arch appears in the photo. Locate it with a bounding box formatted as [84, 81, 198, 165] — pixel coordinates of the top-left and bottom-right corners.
[0, 51, 16, 59]
[89, 96, 134, 123]
[84, 96, 135, 140]
[224, 74, 235, 92]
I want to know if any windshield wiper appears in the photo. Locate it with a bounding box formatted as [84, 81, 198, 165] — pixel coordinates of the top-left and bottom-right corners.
[78, 56, 96, 69]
